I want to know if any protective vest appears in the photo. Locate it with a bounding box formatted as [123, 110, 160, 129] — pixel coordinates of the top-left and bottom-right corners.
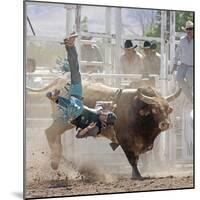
[71, 106, 102, 133]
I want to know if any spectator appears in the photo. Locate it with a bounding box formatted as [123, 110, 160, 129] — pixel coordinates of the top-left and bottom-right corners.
[142, 40, 160, 76]
[150, 40, 161, 74]
[26, 58, 43, 88]
[27, 58, 36, 73]
[172, 20, 194, 103]
[120, 40, 143, 74]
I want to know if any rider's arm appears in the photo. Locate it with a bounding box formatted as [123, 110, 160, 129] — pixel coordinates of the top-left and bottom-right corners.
[76, 123, 99, 138]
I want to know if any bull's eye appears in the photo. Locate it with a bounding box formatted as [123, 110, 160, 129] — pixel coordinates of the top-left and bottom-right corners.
[167, 107, 173, 114]
[152, 108, 159, 114]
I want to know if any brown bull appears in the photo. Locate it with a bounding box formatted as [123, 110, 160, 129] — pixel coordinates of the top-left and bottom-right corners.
[27, 80, 181, 179]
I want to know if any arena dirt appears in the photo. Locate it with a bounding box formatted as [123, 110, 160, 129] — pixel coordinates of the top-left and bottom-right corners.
[26, 165, 193, 199]
[25, 127, 193, 199]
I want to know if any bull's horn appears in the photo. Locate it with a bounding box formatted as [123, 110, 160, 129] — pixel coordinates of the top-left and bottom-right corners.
[165, 88, 182, 102]
[138, 92, 157, 105]
[26, 86, 49, 92]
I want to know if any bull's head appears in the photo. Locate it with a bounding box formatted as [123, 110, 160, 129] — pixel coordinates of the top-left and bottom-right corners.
[137, 87, 181, 131]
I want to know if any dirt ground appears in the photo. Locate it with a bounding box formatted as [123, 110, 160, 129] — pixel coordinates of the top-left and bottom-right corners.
[25, 127, 193, 199]
[26, 172, 193, 199]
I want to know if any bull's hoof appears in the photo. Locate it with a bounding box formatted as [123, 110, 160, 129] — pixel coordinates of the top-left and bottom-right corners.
[50, 151, 62, 170]
[131, 176, 150, 181]
[51, 161, 59, 170]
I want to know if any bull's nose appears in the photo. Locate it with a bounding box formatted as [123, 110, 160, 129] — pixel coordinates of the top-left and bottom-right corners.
[159, 121, 170, 131]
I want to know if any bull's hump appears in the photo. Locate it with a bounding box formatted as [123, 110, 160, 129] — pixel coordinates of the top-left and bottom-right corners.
[84, 83, 118, 98]
[121, 89, 138, 99]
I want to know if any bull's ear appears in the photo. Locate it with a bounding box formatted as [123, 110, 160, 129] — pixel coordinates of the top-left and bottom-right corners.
[152, 108, 158, 114]
[167, 107, 173, 114]
[111, 104, 117, 112]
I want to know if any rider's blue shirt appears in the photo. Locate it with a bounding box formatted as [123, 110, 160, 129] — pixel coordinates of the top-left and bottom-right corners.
[56, 83, 83, 122]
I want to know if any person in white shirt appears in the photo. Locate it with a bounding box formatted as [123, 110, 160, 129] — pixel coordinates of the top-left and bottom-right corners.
[172, 20, 194, 103]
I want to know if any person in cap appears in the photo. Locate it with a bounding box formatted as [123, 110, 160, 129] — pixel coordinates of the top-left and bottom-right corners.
[142, 40, 160, 77]
[142, 40, 152, 77]
[46, 34, 117, 140]
[120, 40, 143, 74]
[171, 20, 194, 103]
[151, 40, 161, 74]
[149, 40, 161, 74]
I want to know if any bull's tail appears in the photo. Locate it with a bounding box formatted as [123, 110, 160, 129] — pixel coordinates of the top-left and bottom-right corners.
[26, 78, 61, 92]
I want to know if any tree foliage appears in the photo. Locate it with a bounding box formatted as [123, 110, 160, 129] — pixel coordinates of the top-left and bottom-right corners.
[145, 11, 161, 37]
[81, 16, 88, 32]
[145, 10, 194, 37]
[175, 11, 194, 32]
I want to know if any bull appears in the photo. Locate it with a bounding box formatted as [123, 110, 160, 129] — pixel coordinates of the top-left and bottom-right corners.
[27, 80, 181, 179]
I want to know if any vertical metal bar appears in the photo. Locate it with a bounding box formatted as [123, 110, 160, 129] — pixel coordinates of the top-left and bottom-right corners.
[160, 11, 167, 81]
[168, 11, 176, 162]
[65, 5, 73, 36]
[170, 11, 176, 77]
[63, 5, 76, 159]
[158, 10, 168, 161]
[75, 5, 81, 34]
[105, 7, 111, 83]
[74, 5, 81, 70]
[114, 8, 122, 87]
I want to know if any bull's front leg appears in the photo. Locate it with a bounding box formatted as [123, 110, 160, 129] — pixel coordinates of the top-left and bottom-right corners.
[121, 146, 143, 179]
[45, 119, 74, 170]
[131, 156, 142, 179]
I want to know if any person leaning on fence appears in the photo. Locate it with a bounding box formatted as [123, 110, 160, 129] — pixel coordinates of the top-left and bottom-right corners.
[46, 34, 117, 139]
[150, 40, 161, 74]
[142, 40, 160, 76]
[120, 40, 143, 74]
[171, 20, 194, 103]
[142, 40, 152, 77]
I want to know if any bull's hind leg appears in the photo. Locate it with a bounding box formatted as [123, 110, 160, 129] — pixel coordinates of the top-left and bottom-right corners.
[50, 135, 62, 170]
[45, 119, 73, 170]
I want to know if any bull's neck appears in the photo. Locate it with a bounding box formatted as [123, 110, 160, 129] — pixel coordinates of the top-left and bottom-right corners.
[133, 115, 160, 140]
